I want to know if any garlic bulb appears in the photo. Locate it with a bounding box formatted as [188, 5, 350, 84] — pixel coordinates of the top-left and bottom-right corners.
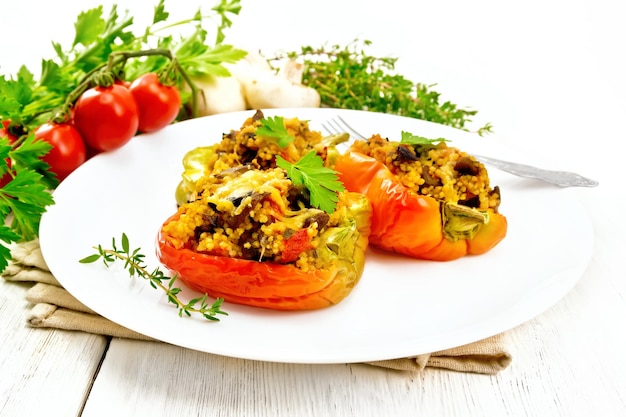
[229, 51, 321, 109]
[189, 50, 321, 116]
[188, 74, 247, 116]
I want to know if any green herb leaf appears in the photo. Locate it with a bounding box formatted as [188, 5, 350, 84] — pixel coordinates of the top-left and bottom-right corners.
[211, 0, 242, 44]
[0, 139, 11, 178]
[255, 116, 294, 148]
[276, 151, 345, 214]
[79, 253, 102, 264]
[0, 225, 22, 272]
[73, 6, 106, 47]
[400, 131, 448, 146]
[10, 134, 52, 169]
[152, 0, 169, 25]
[0, 169, 55, 241]
[175, 42, 247, 77]
[9, 134, 57, 189]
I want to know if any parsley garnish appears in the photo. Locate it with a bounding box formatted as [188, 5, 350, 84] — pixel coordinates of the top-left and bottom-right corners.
[0, 135, 55, 272]
[400, 131, 448, 146]
[276, 151, 345, 214]
[255, 116, 294, 148]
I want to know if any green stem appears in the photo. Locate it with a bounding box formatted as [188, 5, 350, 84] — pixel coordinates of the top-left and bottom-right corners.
[49, 48, 200, 122]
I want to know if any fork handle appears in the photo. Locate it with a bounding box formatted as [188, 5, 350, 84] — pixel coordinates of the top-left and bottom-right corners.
[473, 155, 599, 187]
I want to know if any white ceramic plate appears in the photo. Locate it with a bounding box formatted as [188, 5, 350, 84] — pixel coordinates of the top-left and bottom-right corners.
[38, 108, 593, 364]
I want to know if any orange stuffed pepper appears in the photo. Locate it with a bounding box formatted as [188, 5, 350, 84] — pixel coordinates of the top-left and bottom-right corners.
[334, 133, 507, 261]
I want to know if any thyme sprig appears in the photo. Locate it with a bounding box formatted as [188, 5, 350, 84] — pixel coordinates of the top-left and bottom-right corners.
[79, 233, 228, 321]
[275, 39, 493, 136]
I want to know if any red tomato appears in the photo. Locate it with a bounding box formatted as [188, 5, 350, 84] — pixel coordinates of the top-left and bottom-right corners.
[35, 122, 87, 181]
[0, 120, 18, 187]
[115, 79, 131, 88]
[73, 84, 139, 152]
[281, 229, 313, 263]
[1, 120, 19, 142]
[129, 73, 181, 133]
[0, 163, 12, 187]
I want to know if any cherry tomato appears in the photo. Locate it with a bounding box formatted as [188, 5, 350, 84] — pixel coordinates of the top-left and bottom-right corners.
[115, 79, 131, 88]
[35, 122, 87, 181]
[1, 120, 19, 143]
[0, 163, 12, 187]
[0, 120, 18, 187]
[129, 73, 181, 133]
[73, 84, 139, 152]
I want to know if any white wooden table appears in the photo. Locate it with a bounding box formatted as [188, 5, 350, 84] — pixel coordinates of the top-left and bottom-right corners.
[2, 1, 625, 416]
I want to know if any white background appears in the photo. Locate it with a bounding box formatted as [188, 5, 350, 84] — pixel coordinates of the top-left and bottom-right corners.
[3, 0, 624, 167]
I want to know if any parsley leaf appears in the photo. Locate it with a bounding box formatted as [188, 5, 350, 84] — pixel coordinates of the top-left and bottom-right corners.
[276, 151, 345, 214]
[0, 170, 54, 241]
[0, 139, 12, 177]
[153, 0, 169, 25]
[9, 134, 57, 189]
[174, 41, 247, 77]
[0, 134, 55, 269]
[255, 116, 294, 148]
[400, 131, 448, 146]
[73, 6, 106, 47]
[0, 226, 21, 272]
[211, 0, 242, 44]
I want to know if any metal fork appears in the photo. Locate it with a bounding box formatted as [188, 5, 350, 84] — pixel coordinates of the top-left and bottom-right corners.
[321, 116, 599, 188]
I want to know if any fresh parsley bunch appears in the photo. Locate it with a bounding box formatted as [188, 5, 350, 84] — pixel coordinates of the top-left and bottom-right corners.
[0, 0, 245, 272]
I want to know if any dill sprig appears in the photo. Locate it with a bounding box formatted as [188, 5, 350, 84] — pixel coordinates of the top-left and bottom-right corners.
[79, 233, 228, 321]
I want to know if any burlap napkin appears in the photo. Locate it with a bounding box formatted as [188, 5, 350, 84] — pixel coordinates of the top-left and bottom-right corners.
[2, 240, 512, 374]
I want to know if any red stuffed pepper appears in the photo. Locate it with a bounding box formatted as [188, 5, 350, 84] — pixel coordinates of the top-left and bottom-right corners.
[157, 166, 371, 311]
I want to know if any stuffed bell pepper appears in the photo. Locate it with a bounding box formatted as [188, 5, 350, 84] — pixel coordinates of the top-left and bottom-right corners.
[334, 132, 507, 261]
[157, 158, 372, 311]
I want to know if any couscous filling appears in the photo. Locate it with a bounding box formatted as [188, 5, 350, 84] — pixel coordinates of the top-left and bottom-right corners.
[208, 109, 328, 173]
[164, 167, 359, 271]
[350, 134, 502, 212]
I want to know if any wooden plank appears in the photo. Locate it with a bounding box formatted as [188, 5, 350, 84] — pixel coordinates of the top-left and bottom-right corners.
[81, 264, 626, 417]
[0, 279, 108, 417]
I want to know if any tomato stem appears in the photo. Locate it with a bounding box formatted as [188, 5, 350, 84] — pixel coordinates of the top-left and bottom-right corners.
[52, 48, 200, 122]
